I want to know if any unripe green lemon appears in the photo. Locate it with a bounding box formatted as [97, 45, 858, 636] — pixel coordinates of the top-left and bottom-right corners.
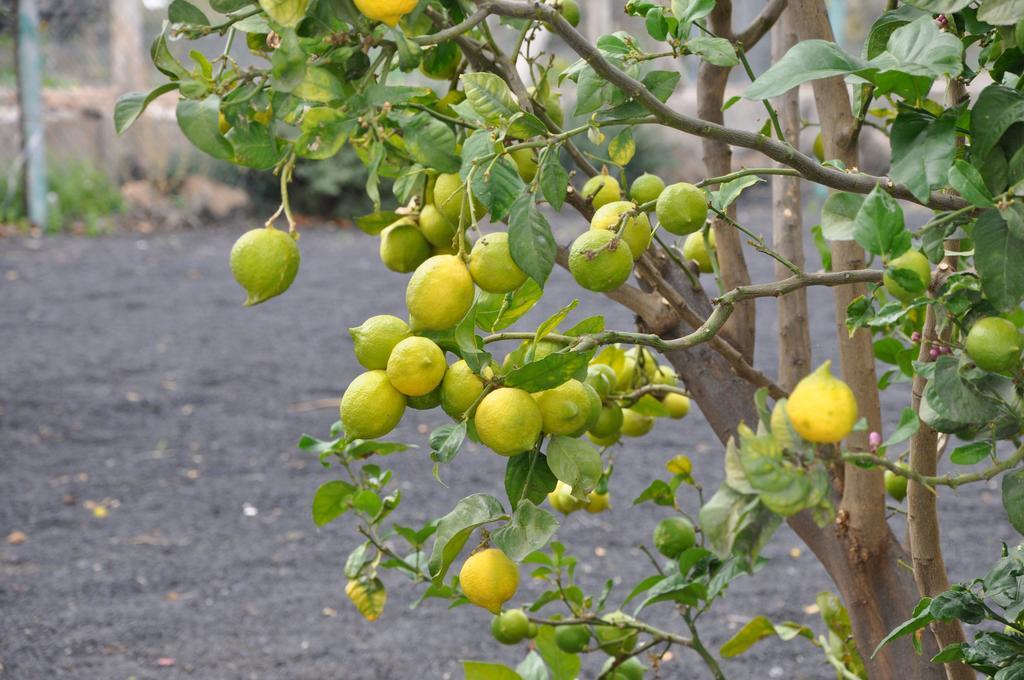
[386, 336, 447, 397]
[433, 172, 486, 225]
[469, 232, 529, 293]
[883, 250, 931, 302]
[629, 173, 665, 205]
[534, 379, 593, 435]
[586, 364, 617, 398]
[656, 182, 708, 235]
[379, 218, 431, 273]
[407, 385, 442, 410]
[349, 314, 412, 370]
[340, 370, 407, 440]
[510, 148, 538, 183]
[568, 230, 633, 292]
[441, 359, 488, 419]
[651, 365, 677, 385]
[548, 480, 586, 514]
[475, 388, 543, 455]
[407, 255, 475, 331]
[460, 547, 518, 613]
[885, 468, 908, 502]
[966, 317, 1021, 373]
[590, 201, 652, 261]
[785, 361, 858, 443]
[662, 393, 691, 419]
[554, 0, 580, 26]
[620, 408, 654, 437]
[419, 203, 458, 248]
[581, 174, 622, 210]
[813, 132, 825, 162]
[587, 430, 620, 447]
[569, 382, 603, 436]
[682, 229, 717, 273]
[491, 608, 531, 644]
[601, 656, 645, 680]
[229, 226, 301, 306]
[554, 623, 591, 653]
[594, 611, 639, 657]
[589, 404, 624, 438]
[653, 516, 696, 558]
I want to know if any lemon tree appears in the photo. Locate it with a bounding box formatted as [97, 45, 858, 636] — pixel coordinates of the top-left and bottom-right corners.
[128, 0, 1024, 677]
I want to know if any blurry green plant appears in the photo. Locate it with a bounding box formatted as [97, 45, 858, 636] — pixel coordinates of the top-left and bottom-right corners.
[0, 159, 122, 233]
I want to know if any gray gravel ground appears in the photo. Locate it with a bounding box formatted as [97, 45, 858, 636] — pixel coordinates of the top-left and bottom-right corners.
[0, 197, 1017, 679]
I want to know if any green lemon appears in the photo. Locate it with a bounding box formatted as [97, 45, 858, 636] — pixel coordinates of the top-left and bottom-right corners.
[651, 365, 677, 385]
[433, 172, 487, 225]
[379, 218, 431, 273]
[594, 612, 639, 657]
[965, 317, 1021, 373]
[590, 201, 652, 261]
[419, 203, 458, 248]
[629, 173, 665, 205]
[662, 393, 691, 419]
[656, 182, 708, 236]
[883, 250, 931, 302]
[510, 148, 538, 183]
[587, 430, 620, 447]
[548, 480, 586, 514]
[813, 132, 825, 162]
[570, 382, 604, 436]
[682, 229, 717, 274]
[475, 388, 543, 455]
[568, 230, 634, 292]
[441, 359, 487, 419]
[586, 364, 617, 398]
[534, 379, 593, 435]
[553, 0, 580, 26]
[620, 408, 654, 437]
[340, 370, 407, 440]
[491, 608, 531, 645]
[589, 404, 624, 438]
[581, 174, 622, 210]
[885, 468, 908, 502]
[407, 255, 475, 331]
[386, 336, 447, 397]
[349, 314, 412, 370]
[469, 232, 529, 293]
[653, 516, 696, 558]
[554, 623, 591, 653]
[407, 385, 442, 410]
[229, 226, 301, 306]
[601, 656, 645, 680]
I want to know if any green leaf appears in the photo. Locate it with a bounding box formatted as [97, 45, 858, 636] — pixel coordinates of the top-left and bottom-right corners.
[151, 27, 189, 80]
[949, 159, 995, 208]
[872, 597, 934, 658]
[853, 184, 909, 257]
[504, 351, 591, 392]
[632, 479, 677, 506]
[492, 500, 559, 561]
[865, 6, 926, 60]
[712, 176, 760, 212]
[295, 108, 354, 160]
[515, 651, 549, 680]
[211, 0, 254, 11]
[881, 407, 919, 449]
[226, 122, 281, 170]
[950, 441, 993, 465]
[113, 83, 179, 135]
[975, 209, 1024, 311]
[745, 40, 866, 100]
[686, 36, 739, 66]
[533, 300, 577, 345]
[430, 421, 467, 464]
[699, 485, 781, 563]
[642, 70, 681, 102]
[462, 72, 521, 124]
[972, 85, 1024, 170]
[889, 108, 957, 203]
[505, 450, 558, 507]
[353, 489, 382, 516]
[311, 480, 355, 526]
[929, 588, 987, 624]
[672, 0, 715, 26]
[608, 128, 636, 166]
[538, 146, 568, 211]
[901, 0, 971, 11]
[462, 661, 522, 680]
[811, 224, 833, 271]
[535, 625, 581, 680]
[428, 493, 506, 581]
[979, 0, 1024, 25]
[475, 280, 544, 333]
[1004, 470, 1024, 536]
[508, 194, 557, 287]
[292, 66, 345, 103]
[507, 112, 549, 139]
[401, 112, 460, 174]
[258, 0, 309, 27]
[719, 616, 781, 658]
[169, 0, 210, 25]
[473, 157, 525, 221]
[545, 435, 602, 493]
[867, 16, 963, 99]
[176, 97, 234, 161]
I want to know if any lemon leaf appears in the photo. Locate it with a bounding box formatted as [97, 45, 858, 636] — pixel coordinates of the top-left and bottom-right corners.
[258, 0, 309, 27]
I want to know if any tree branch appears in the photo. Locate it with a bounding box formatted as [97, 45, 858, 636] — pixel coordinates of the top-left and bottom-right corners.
[736, 0, 788, 48]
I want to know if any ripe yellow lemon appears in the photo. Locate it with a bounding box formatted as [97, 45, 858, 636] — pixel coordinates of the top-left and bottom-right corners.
[656, 182, 708, 235]
[475, 388, 543, 455]
[548, 480, 586, 515]
[441, 359, 487, 419]
[883, 249, 931, 301]
[419, 203, 458, 248]
[534, 379, 592, 435]
[406, 255, 475, 331]
[460, 547, 519, 613]
[349, 314, 411, 370]
[966, 317, 1021, 373]
[352, 0, 417, 26]
[662, 392, 690, 419]
[386, 336, 447, 396]
[585, 490, 610, 513]
[340, 370, 407, 440]
[434, 172, 487, 225]
[629, 172, 665, 205]
[379, 218, 431, 273]
[682, 229, 716, 273]
[581, 174, 622, 209]
[229, 226, 301, 306]
[568, 230, 633, 292]
[620, 409, 654, 437]
[469, 232, 529, 293]
[590, 201, 652, 261]
[785, 361, 858, 443]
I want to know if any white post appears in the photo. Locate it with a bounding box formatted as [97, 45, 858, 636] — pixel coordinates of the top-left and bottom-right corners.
[16, 0, 47, 228]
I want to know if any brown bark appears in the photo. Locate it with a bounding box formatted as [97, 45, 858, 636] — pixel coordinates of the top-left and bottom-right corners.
[697, 1, 756, 363]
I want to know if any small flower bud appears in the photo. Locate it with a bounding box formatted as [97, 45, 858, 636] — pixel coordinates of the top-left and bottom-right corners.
[869, 431, 882, 451]
[911, 331, 922, 343]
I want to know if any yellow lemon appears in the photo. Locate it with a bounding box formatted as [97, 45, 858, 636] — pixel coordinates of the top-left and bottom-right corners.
[620, 409, 654, 437]
[510, 148, 538, 183]
[406, 255, 475, 331]
[379, 218, 431, 273]
[474, 388, 543, 456]
[682, 229, 716, 274]
[581, 174, 622, 209]
[419, 203, 458, 248]
[469, 232, 529, 293]
[662, 392, 691, 419]
[340, 370, 407, 440]
[460, 548, 519, 613]
[434, 172, 487, 225]
[386, 336, 446, 396]
[352, 0, 418, 26]
[629, 173, 665, 205]
[229, 226, 301, 306]
[534, 379, 592, 435]
[548, 480, 586, 514]
[585, 490, 610, 513]
[441, 359, 488, 419]
[785, 361, 858, 443]
[590, 201, 652, 261]
[883, 249, 931, 302]
[349, 314, 411, 370]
